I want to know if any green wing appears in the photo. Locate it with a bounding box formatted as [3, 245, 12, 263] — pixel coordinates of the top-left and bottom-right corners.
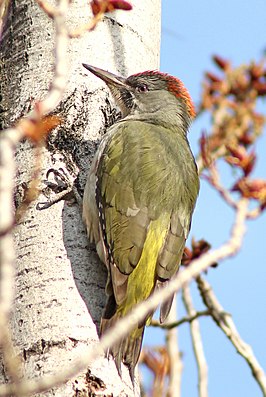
[96, 120, 199, 316]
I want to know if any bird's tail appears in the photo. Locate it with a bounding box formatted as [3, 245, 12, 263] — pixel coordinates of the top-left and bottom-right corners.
[100, 309, 145, 382]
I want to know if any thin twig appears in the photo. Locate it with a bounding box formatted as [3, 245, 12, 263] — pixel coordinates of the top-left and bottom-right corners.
[35, 0, 57, 18]
[202, 162, 237, 209]
[0, 198, 249, 396]
[197, 145, 227, 176]
[68, 11, 105, 38]
[247, 207, 264, 219]
[182, 284, 208, 397]
[150, 310, 210, 329]
[38, 0, 115, 39]
[165, 296, 182, 397]
[197, 275, 266, 396]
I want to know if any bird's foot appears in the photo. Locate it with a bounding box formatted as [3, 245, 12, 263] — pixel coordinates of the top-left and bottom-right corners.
[37, 167, 82, 210]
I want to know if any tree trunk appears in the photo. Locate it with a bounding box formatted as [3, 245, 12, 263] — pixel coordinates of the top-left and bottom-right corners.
[0, 0, 161, 395]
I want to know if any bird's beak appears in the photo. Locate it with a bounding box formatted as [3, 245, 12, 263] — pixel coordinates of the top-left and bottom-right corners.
[82, 64, 128, 88]
[83, 64, 133, 117]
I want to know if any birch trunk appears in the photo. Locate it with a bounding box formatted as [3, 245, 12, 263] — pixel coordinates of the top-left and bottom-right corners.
[0, 0, 161, 395]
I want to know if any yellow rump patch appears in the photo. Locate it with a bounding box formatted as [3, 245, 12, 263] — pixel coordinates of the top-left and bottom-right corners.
[118, 214, 170, 318]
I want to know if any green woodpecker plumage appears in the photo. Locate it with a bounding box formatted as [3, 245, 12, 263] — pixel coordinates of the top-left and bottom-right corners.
[82, 64, 199, 379]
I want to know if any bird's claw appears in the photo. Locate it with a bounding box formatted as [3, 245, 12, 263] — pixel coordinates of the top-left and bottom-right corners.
[37, 167, 76, 210]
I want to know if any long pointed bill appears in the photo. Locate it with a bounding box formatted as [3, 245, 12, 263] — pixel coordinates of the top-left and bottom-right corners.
[82, 64, 127, 88]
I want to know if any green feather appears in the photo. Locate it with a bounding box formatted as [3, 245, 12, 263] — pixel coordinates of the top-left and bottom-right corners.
[95, 119, 199, 377]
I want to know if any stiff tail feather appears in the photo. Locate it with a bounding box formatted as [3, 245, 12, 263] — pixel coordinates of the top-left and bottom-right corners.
[101, 313, 145, 382]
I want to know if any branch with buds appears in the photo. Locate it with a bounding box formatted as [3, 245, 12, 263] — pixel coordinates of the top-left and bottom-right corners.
[198, 55, 266, 217]
[36, 0, 132, 37]
[0, 198, 250, 396]
[142, 55, 266, 395]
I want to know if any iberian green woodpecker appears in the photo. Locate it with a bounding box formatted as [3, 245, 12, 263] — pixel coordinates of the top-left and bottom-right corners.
[82, 64, 199, 380]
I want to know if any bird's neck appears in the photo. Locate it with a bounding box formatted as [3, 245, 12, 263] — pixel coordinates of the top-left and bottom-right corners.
[120, 94, 192, 135]
[122, 109, 190, 136]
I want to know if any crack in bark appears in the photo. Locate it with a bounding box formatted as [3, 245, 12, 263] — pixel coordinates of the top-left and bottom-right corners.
[23, 339, 67, 361]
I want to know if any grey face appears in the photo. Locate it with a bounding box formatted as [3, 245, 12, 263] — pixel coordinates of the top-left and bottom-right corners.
[83, 64, 193, 132]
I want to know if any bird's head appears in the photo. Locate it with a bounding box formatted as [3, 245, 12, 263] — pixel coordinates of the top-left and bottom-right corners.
[83, 64, 195, 133]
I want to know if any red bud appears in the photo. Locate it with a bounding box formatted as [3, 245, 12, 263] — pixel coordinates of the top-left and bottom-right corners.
[182, 239, 212, 267]
[249, 64, 264, 80]
[109, 0, 132, 10]
[213, 55, 230, 71]
[205, 72, 222, 83]
[232, 178, 266, 207]
[253, 81, 266, 95]
[199, 132, 212, 168]
[226, 145, 256, 176]
[91, 0, 132, 16]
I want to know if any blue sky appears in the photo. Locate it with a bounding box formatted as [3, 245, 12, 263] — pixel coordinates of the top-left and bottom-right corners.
[143, 1, 266, 396]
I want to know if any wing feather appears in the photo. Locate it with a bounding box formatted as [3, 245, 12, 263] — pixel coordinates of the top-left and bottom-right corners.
[84, 120, 199, 314]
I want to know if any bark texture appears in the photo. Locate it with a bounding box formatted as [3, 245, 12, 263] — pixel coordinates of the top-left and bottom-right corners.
[0, 0, 161, 395]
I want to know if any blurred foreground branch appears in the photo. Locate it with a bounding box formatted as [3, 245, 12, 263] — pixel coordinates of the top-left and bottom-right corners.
[0, 198, 248, 396]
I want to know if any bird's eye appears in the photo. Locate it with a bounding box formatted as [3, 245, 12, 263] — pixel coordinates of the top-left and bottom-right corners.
[136, 84, 149, 93]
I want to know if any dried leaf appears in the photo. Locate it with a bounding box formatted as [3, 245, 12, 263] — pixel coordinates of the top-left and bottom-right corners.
[19, 115, 61, 144]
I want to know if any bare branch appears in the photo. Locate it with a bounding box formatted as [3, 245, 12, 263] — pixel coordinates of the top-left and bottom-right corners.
[197, 276, 266, 396]
[182, 285, 208, 397]
[0, 198, 249, 396]
[68, 11, 105, 38]
[202, 162, 237, 209]
[67, 0, 133, 38]
[165, 296, 182, 397]
[150, 310, 210, 329]
[35, 0, 57, 18]
[247, 207, 264, 220]
[202, 163, 265, 220]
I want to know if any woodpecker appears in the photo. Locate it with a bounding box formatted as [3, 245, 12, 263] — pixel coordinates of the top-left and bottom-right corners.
[82, 64, 199, 380]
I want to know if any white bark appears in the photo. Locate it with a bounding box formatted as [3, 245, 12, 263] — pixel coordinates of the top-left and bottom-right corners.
[0, 1, 161, 395]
